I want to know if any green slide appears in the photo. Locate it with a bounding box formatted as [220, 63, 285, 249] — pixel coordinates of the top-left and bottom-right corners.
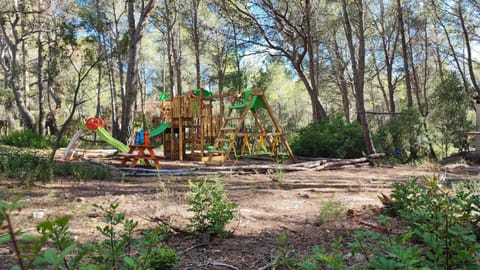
[150, 122, 170, 138]
[96, 127, 129, 153]
[230, 89, 266, 110]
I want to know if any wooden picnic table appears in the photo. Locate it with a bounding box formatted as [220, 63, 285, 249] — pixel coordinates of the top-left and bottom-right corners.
[118, 145, 161, 169]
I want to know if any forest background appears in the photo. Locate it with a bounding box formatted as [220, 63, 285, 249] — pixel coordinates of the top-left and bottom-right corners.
[1, 0, 479, 161]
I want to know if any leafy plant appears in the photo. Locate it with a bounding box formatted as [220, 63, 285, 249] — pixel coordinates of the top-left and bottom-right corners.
[429, 72, 474, 156]
[53, 162, 111, 180]
[1, 199, 177, 269]
[350, 216, 426, 270]
[377, 176, 480, 269]
[298, 240, 345, 270]
[1, 130, 51, 149]
[146, 245, 179, 270]
[187, 178, 237, 238]
[374, 108, 423, 160]
[273, 233, 345, 270]
[291, 117, 365, 158]
[89, 201, 138, 268]
[316, 200, 345, 225]
[0, 150, 53, 184]
[273, 232, 298, 268]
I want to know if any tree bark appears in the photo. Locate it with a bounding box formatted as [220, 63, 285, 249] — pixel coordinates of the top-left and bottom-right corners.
[120, 0, 159, 144]
[458, 2, 480, 95]
[397, 0, 413, 108]
[342, 0, 375, 154]
[0, 6, 36, 130]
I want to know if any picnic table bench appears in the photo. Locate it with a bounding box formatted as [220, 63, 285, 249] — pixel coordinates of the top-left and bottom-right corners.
[118, 145, 161, 169]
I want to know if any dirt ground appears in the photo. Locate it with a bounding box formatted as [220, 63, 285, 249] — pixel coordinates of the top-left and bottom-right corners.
[1, 156, 479, 269]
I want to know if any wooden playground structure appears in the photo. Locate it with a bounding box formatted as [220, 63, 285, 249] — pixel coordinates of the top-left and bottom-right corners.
[153, 87, 296, 165]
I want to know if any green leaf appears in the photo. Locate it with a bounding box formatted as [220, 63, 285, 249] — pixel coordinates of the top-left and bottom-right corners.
[124, 256, 136, 267]
[0, 234, 11, 244]
[20, 234, 36, 242]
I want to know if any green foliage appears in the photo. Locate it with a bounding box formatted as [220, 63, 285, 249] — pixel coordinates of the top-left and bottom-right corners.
[187, 178, 237, 237]
[53, 162, 111, 180]
[1, 129, 70, 149]
[374, 108, 424, 159]
[430, 72, 474, 153]
[2, 130, 52, 149]
[316, 200, 345, 225]
[0, 199, 177, 269]
[273, 233, 345, 270]
[0, 150, 53, 183]
[0, 148, 110, 183]
[291, 117, 366, 158]
[297, 241, 345, 270]
[350, 216, 427, 270]
[146, 245, 179, 270]
[374, 176, 480, 269]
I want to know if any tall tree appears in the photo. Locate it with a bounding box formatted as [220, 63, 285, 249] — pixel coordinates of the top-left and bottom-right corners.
[120, 0, 158, 144]
[341, 0, 375, 154]
[183, 0, 204, 89]
[153, 0, 182, 96]
[369, 0, 399, 114]
[397, 0, 413, 108]
[0, 0, 36, 130]
[224, 0, 328, 123]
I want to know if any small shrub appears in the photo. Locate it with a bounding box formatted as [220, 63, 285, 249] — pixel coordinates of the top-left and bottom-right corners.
[0, 150, 53, 183]
[374, 108, 425, 160]
[1, 130, 70, 149]
[298, 242, 345, 270]
[378, 176, 480, 269]
[316, 200, 345, 225]
[291, 117, 365, 158]
[1, 129, 51, 149]
[1, 200, 176, 269]
[147, 245, 179, 270]
[187, 178, 237, 237]
[273, 233, 345, 270]
[53, 162, 111, 180]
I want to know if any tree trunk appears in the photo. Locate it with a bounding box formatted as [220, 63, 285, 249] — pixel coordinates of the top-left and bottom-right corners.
[120, 0, 159, 144]
[397, 0, 413, 108]
[12, 53, 36, 130]
[37, 19, 45, 135]
[174, 27, 182, 96]
[342, 0, 375, 154]
[331, 39, 351, 122]
[191, 0, 201, 89]
[458, 2, 480, 95]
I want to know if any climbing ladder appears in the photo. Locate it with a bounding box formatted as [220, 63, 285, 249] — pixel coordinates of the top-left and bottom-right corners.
[206, 87, 296, 166]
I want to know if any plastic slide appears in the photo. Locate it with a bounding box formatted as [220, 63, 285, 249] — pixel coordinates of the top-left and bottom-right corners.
[230, 89, 266, 110]
[85, 117, 129, 153]
[62, 129, 84, 160]
[149, 122, 170, 138]
[95, 126, 129, 153]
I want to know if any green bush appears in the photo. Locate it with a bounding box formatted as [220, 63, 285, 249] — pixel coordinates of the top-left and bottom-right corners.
[374, 108, 424, 159]
[1, 129, 70, 149]
[0, 150, 110, 183]
[187, 178, 237, 238]
[2, 129, 51, 149]
[291, 117, 366, 158]
[430, 72, 474, 154]
[0, 150, 53, 183]
[147, 245, 179, 270]
[53, 162, 111, 180]
[0, 200, 177, 269]
[376, 176, 480, 269]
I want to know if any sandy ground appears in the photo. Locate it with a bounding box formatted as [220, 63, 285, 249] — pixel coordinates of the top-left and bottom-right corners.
[1, 156, 478, 269]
